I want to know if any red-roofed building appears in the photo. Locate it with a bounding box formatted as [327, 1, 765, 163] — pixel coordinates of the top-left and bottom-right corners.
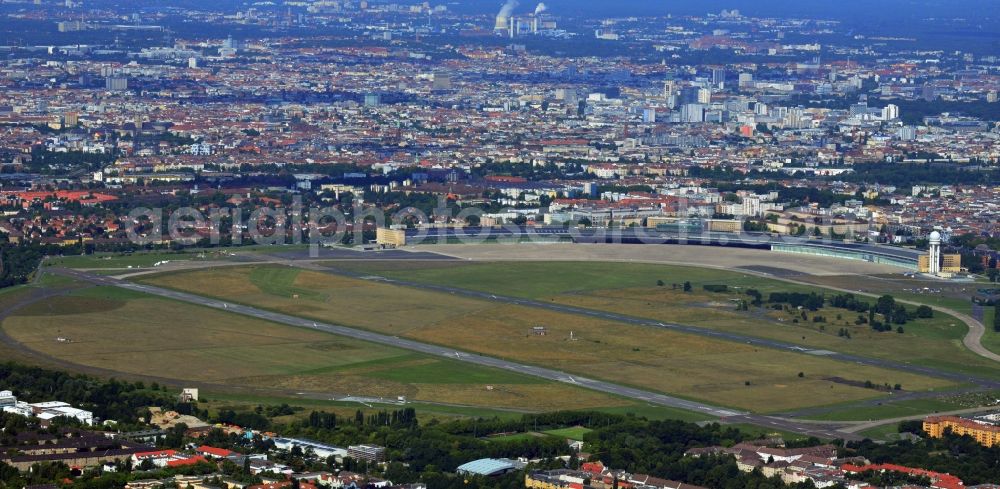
[166, 455, 207, 468]
[841, 463, 964, 489]
[0, 190, 118, 207]
[131, 450, 207, 468]
[131, 450, 177, 468]
[581, 462, 605, 476]
[132, 449, 175, 460]
[484, 175, 527, 184]
[196, 445, 239, 459]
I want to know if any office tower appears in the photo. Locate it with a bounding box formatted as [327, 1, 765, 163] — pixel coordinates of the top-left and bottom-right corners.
[105, 76, 128, 91]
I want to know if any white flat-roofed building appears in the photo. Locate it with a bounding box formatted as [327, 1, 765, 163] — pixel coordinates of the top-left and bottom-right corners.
[347, 444, 385, 463]
[38, 406, 94, 425]
[30, 401, 71, 409]
[0, 392, 92, 424]
[273, 437, 347, 460]
[2, 401, 32, 418]
[0, 390, 15, 407]
[27, 400, 94, 425]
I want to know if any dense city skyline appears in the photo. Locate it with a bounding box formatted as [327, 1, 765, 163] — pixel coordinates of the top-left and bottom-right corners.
[2, 2, 1000, 489]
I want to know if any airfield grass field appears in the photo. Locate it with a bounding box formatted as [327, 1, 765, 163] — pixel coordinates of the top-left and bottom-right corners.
[138, 265, 955, 414]
[800, 273, 980, 314]
[207, 390, 715, 424]
[331, 260, 1000, 379]
[0, 283, 631, 413]
[795, 397, 966, 422]
[0, 282, 33, 303]
[856, 424, 906, 441]
[482, 433, 540, 443]
[45, 251, 201, 269]
[543, 426, 592, 440]
[984, 308, 1000, 355]
[42, 245, 310, 270]
[483, 426, 593, 443]
[723, 423, 818, 443]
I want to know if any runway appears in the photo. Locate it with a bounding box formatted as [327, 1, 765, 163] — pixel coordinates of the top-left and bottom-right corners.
[282, 259, 1000, 391]
[49, 267, 863, 441]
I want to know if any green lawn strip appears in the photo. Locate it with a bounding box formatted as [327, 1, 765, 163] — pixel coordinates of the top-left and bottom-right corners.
[45, 244, 321, 270]
[590, 404, 716, 423]
[362, 261, 808, 299]
[721, 423, 821, 442]
[799, 397, 963, 422]
[364, 358, 544, 385]
[482, 433, 540, 443]
[856, 424, 905, 441]
[204, 392, 527, 420]
[46, 252, 197, 269]
[69, 284, 150, 301]
[542, 426, 592, 440]
[981, 307, 1000, 356]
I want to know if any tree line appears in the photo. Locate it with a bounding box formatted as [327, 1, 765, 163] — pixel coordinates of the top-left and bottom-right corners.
[0, 362, 185, 427]
[757, 291, 932, 331]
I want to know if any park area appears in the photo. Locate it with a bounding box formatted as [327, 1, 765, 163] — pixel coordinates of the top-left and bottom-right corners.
[333, 259, 1000, 379]
[0, 281, 633, 415]
[136, 264, 956, 414]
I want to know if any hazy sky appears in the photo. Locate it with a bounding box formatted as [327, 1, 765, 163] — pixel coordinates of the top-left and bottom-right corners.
[451, 0, 1000, 21]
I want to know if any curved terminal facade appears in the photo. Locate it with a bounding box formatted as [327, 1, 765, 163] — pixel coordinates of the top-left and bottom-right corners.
[770, 242, 921, 270]
[401, 227, 924, 271]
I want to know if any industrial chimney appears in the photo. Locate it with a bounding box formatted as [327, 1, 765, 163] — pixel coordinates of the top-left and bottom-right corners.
[494, 0, 518, 32]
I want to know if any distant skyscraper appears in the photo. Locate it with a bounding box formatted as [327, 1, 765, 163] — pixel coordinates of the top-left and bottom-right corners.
[432, 73, 452, 91]
[663, 79, 675, 99]
[881, 104, 899, 121]
[784, 107, 806, 129]
[712, 68, 726, 88]
[364, 94, 381, 107]
[105, 76, 128, 91]
[555, 88, 578, 107]
[697, 88, 712, 104]
[678, 86, 700, 105]
[849, 101, 869, 118]
[681, 104, 704, 123]
[554, 88, 572, 100]
[223, 36, 245, 50]
[642, 108, 656, 123]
